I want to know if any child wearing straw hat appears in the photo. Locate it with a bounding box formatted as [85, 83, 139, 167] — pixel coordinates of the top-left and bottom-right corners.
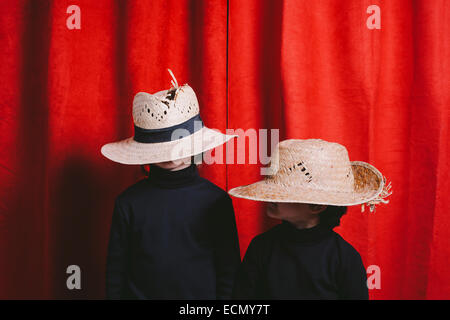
[101, 69, 240, 299]
[229, 139, 391, 300]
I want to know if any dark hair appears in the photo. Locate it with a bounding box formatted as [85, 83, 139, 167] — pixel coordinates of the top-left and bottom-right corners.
[319, 206, 348, 229]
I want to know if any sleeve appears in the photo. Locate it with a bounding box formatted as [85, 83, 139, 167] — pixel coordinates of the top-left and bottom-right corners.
[212, 195, 241, 300]
[337, 247, 369, 300]
[232, 237, 261, 300]
[105, 197, 131, 299]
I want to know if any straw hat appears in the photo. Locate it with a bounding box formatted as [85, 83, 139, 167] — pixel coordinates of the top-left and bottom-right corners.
[101, 69, 236, 164]
[228, 139, 392, 212]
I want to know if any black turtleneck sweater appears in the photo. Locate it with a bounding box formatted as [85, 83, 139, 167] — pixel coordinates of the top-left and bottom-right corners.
[232, 221, 368, 300]
[106, 164, 240, 299]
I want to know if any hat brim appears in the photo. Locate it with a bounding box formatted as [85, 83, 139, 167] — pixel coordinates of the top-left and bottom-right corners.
[101, 127, 236, 165]
[228, 161, 384, 206]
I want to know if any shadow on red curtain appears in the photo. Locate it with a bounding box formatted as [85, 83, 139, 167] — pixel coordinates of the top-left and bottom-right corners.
[0, 0, 448, 299]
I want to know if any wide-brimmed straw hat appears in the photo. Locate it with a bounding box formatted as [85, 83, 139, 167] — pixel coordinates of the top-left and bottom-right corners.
[228, 139, 392, 212]
[101, 69, 236, 164]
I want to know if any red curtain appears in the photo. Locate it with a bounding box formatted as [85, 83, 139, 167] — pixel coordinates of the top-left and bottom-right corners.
[0, 0, 448, 299]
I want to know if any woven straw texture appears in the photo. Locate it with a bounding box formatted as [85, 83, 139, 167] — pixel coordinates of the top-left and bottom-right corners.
[132, 84, 200, 130]
[228, 139, 387, 207]
[101, 70, 235, 164]
[101, 127, 235, 164]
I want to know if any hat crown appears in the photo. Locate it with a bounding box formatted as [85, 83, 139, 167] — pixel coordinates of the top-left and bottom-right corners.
[132, 84, 200, 130]
[268, 139, 355, 193]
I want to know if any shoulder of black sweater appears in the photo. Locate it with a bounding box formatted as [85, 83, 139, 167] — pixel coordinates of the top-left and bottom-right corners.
[244, 225, 364, 267]
[332, 231, 365, 263]
[245, 223, 285, 251]
[114, 177, 148, 203]
[196, 176, 233, 198]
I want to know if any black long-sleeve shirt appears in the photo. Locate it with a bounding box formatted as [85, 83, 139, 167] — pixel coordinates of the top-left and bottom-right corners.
[106, 164, 240, 299]
[232, 221, 368, 300]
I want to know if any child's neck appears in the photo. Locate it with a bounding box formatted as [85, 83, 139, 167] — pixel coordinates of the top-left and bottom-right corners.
[168, 163, 191, 171]
[287, 218, 320, 230]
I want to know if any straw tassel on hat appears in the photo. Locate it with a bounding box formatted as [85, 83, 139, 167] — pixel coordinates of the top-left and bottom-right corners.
[228, 139, 392, 213]
[101, 69, 236, 164]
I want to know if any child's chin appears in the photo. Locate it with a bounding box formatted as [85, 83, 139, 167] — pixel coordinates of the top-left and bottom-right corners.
[265, 210, 278, 219]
